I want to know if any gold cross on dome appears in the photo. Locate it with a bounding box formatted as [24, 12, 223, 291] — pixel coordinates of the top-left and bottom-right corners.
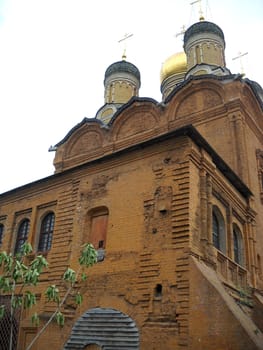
[118, 33, 134, 60]
[190, 0, 205, 21]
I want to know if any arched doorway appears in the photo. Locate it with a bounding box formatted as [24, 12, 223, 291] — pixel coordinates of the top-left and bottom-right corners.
[64, 308, 139, 349]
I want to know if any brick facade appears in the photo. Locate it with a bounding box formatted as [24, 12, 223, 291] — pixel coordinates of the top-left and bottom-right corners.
[1, 29, 263, 350]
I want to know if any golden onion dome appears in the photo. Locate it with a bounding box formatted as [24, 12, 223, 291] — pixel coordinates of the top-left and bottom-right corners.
[160, 51, 187, 83]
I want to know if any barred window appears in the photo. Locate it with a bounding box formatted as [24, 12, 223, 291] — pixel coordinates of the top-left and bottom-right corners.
[38, 212, 55, 252]
[14, 219, 30, 255]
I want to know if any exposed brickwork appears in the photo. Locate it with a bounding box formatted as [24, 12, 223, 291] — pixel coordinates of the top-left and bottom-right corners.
[1, 75, 263, 349]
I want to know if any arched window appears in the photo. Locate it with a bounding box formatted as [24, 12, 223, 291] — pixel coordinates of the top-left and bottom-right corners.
[0, 224, 4, 246]
[14, 219, 30, 255]
[212, 212, 220, 249]
[38, 212, 55, 252]
[212, 206, 226, 253]
[233, 224, 244, 266]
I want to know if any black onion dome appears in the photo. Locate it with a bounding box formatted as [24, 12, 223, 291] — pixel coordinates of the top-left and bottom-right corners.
[184, 21, 225, 46]
[104, 60, 141, 83]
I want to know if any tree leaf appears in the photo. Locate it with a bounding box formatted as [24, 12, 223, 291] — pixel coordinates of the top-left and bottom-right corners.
[20, 242, 33, 256]
[45, 285, 60, 303]
[23, 291, 37, 309]
[75, 292, 83, 305]
[79, 243, 97, 267]
[63, 268, 76, 284]
[81, 272, 87, 281]
[56, 311, 65, 327]
[31, 312, 40, 326]
[30, 255, 48, 273]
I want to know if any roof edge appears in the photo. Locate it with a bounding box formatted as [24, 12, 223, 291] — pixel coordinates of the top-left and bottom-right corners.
[1, 125, 252, 199]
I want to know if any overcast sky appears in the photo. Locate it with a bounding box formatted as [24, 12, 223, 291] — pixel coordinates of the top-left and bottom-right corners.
[0, 0, 262, 194]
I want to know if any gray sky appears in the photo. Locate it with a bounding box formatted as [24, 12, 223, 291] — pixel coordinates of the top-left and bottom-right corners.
[0, 0, 262, 193]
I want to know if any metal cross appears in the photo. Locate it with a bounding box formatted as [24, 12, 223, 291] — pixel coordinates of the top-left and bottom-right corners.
[175, 25, 186, 38]
[190, 0, 205, 21]
[118, 33, 134, 60]
[232, 51, 248, 75]
[118, 33, 134, 44]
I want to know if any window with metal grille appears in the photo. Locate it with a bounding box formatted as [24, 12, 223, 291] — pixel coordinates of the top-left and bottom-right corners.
[0, 224, 4, 246]
[0, 295, 21, 350]
[14, 219, 30, 255]
[38, 212, 55, 252]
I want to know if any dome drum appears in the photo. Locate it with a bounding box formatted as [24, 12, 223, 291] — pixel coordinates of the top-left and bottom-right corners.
[104, 73, 140, 104]
[104, 60, 141, 85]
[183, 21, 226, 71]
[161, 71, 186, 99]
[103, 60, 141, 106]
[185, 63, 231, 79]
[104, 72, 140, 91]
[183, 21, 225, 46]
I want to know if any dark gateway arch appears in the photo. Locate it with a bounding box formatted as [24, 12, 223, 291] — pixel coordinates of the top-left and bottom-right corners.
[63, 307, 139, 350]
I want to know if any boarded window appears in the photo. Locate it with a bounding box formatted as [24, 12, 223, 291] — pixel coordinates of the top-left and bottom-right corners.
[89, 208, 109, 250]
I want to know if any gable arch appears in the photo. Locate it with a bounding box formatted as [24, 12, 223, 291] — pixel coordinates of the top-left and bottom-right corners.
[110, 102, 160, 142]
[167, 80, 225, 121]
[63, 307, 139, 350]
[242, 83, 263, 128]
[53, 120, 108, 172]
[65, 124, 104, 159]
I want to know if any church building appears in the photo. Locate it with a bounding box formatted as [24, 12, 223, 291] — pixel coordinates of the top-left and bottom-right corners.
[1, 15, 263, 350]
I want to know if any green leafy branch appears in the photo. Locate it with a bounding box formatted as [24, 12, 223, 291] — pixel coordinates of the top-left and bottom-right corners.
[0, 242, 97, 350]
[25, 242, 97, 350]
